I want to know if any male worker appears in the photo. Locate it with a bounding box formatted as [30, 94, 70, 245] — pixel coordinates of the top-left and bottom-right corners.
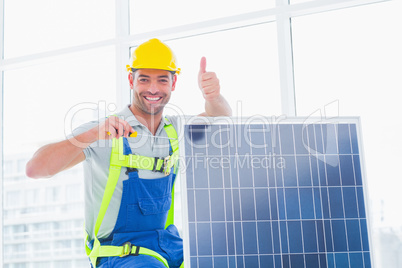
[26, 38, 231, 267]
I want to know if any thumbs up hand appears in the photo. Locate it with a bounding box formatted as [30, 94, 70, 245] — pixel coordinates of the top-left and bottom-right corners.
[198, 57, 221, 102]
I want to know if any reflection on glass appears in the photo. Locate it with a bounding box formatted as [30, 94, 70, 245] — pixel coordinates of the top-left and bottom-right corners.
[292, 1, 402, 267]
[129, 0, 274, 34]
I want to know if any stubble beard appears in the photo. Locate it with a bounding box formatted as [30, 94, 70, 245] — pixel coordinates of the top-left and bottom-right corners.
[134, 92, 170, 116]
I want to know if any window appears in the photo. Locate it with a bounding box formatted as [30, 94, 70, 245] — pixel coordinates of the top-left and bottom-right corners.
[164, 22, 281, 117]
[2, 4, 116, 266]
[3, 47, 116, 153]
[46, 187, 61, 203]
[66, 184, 82, 202]
[292, 1, 402, 267]
[3, 160, 13, 175]
[129, 0, 274, 34]
[26, 189, 42, 205]
[4, 0, 115, 58]
[5, 191, 23, 208]
[17, 159, 27, 173]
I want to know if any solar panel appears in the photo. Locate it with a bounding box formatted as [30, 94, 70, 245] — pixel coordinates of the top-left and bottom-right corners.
[179, 117, 371, 268]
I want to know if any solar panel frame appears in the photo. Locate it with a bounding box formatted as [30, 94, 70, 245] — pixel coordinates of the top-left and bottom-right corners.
[177, 116, 373, 268]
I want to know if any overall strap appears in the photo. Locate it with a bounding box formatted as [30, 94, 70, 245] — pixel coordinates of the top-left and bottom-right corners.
[163, 119, 179, 228]
[86, 137, 169, 267]
[109, 120, 179, 175]
[85, 117, 180, 267]
[86, 137, 126, 267]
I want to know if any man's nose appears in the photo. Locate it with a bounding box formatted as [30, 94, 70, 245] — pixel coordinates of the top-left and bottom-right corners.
[148, 81, 159, 94]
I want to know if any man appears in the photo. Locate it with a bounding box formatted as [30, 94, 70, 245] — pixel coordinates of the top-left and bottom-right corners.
[26, 38, 231, 267]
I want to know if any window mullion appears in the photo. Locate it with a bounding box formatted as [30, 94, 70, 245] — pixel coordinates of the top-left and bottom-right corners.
[0, 0, 4, 265]
[277, 0, 297, 116]
[115, 0, 131, 110]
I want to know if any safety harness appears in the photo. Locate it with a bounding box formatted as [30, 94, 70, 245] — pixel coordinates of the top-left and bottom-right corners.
[85, 119, 179, 267]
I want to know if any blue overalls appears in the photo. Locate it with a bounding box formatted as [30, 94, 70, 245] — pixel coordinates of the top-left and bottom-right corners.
[86, 122, 183, 268]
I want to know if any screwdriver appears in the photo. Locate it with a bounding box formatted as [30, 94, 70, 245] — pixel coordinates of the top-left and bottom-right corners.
[106, 131, 177, 140]
[106, 131, 138, 138]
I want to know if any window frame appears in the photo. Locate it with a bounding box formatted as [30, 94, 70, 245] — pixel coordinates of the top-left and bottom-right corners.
[1, 0, 5, 264]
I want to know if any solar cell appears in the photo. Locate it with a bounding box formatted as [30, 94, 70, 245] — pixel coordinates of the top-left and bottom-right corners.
[180, 118, 371, 268]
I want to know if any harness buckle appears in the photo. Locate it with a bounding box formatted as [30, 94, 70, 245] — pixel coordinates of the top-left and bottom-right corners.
[133, 245, 141, 256]
[120, 242, 132, 257]
[152, 157, 164, 173]
[125, 167, 138, 175]
[164, 156, 171, 175]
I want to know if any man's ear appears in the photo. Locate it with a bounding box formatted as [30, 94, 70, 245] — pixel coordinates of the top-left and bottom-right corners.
[171, 75, 177, 92]
[128, 72, 134, 89]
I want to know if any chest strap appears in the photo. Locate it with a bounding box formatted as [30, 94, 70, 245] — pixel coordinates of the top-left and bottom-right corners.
[110, 145, 179, 175]
[85, 119, 179, 268]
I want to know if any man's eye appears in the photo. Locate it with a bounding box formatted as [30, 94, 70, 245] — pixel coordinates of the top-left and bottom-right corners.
[160, 79, 168, 83]
[139, 79, 148, 82]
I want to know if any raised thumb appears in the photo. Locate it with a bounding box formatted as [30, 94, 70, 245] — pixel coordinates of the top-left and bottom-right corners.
[199, 57, 207, 74]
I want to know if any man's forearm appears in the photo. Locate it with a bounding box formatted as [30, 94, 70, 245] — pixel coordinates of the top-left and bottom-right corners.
[25, 129, 97, 179]
[204, 95, 232, 117]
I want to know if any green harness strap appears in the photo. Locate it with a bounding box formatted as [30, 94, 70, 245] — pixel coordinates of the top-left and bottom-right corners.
[85, 119, 179, 268]
[163, 122, 178, 228]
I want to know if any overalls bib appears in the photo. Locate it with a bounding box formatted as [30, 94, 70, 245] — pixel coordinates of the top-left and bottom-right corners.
[85, 120, 183, 268]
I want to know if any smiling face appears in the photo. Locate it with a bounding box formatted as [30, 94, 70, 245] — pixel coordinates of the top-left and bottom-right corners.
[129, 69, 177, 116]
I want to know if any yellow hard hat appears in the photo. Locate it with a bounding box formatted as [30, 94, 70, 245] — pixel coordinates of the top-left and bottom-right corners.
[126, 38, 181, 75]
